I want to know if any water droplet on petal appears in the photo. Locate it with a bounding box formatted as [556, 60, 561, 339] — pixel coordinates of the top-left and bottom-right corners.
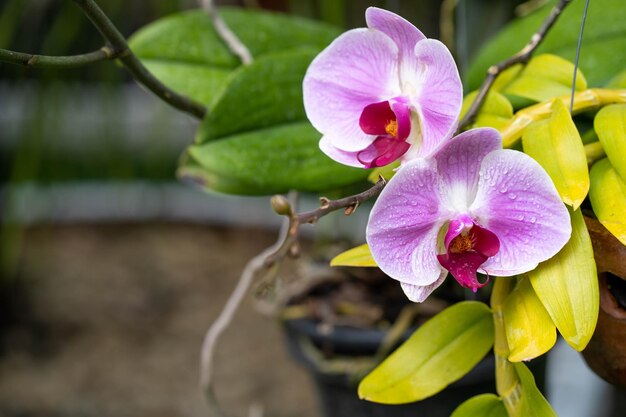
[507, 193, 517, 200]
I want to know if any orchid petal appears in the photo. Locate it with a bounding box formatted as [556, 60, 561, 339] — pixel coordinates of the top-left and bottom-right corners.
[303, 28, 400, 152]
[360, 100, 396, 136]
[366, 158, 447, 285]
[400, 271, 447, 303]
[437, 251, 489, 291]
[434, 128, 502, 212]
[318, 135, 364, 168]
[470, 149, 572, 275]
[365, 7, 426, 65]
[443, 214, 474, 249]
[390, 97, 411, 141]
[410, 39, 463, 158]
[357, 136, 411, 168]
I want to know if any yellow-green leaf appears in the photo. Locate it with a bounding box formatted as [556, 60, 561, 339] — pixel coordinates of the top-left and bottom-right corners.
[522, 99, 590, 209]
[589, 158, 626, 245]
[330, 244, 378, 267]
[503, 277, 556, 362]
[460, 90, 513, 130]
[529, 208, 599, 351]
[493, 54, 587, 103]
[515, 362, 558, 417]
[451, 394, 507, 417]
[594, 104, 626, 182]
[367, 161, 399, 183]
[358, 301, 493, 404]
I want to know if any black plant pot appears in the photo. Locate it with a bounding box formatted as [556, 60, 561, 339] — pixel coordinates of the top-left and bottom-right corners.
[283, 316, 547, 417]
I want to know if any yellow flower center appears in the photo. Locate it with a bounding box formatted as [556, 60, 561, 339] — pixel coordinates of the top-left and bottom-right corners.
[385, 120, 398, 137]
[449, 233, 474, 254]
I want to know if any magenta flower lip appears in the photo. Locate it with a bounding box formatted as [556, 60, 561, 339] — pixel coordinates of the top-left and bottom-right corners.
[303, 7, 462, 168]
[366, 128, 572, 302]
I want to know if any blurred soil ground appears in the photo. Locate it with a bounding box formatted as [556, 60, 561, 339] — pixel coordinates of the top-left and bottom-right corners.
[0, 224, 317, 417]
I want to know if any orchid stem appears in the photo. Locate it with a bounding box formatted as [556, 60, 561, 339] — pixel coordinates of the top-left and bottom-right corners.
[0, 0, 208, 119]
[501, 88, 626, 148]
[458, 0, 573, 131]
[585, 141, 605, 165]
[71, 0, 207, 119]
[0, 46, 119, 68]
[491, 277, 521, 415]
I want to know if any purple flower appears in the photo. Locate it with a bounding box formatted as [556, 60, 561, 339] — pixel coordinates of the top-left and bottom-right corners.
[303, 7, 462, 168]
[366, 128, 572, 302]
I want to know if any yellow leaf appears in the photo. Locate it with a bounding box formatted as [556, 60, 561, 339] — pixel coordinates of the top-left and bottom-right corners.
[589, 158, 626, 245]
[460, 90, 513, 130]
[522, 99, 590, 209]
[594, 104, 626, 183]
[358, 302, 494, 404]
[367, 161, 400, 183]
[494, 54, 587, 102]
[529, 208, 599, 351]
[330, 244, 378, 267]
[503, 277, 556, 362]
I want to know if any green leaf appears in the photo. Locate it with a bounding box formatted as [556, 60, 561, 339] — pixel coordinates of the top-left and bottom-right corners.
[367, 161, 400, 183]
[358, 301, 494, 404]
[492, 54, 587, 102]
[468, 0, 626, 88]
[594, 104, 626, 182]
[589, 158, 626, 245]
[330, 244, 377, 267]
[179, 122, 368, 195]
[196, 49, 317, 143]
[141, 61, 231, 107]
[529, 208, 599, 351]
[451, 394, 507, 417]
[130, 8, 340, 68]
[503, 277, 556, 362]
[460, 90, 513, 130]
[514, 362, 558, 417]
[522, 99, 590, 209]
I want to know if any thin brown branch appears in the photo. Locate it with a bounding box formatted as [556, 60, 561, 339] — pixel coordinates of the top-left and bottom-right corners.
[70, 0, 207, 119]
[457, 0, 573, 131]
[265, 179, 387, 268]
[0, 46, 119, 68]
[201, 0, 253, 65]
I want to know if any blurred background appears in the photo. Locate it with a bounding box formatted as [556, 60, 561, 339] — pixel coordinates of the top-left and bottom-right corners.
[0, 0, 621, 416]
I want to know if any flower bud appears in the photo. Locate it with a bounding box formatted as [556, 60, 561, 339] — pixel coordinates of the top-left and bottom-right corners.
[271, 195, 292, 216]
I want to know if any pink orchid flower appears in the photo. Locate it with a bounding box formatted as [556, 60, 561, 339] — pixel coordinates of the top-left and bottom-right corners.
[366, 128, 572, 302]
[303, 7, 462, 168]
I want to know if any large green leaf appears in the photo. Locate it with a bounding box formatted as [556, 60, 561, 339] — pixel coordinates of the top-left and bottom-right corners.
[196, 49, 317, 142]
[179, 122, 368, 195]
[140, 61, 231, 107]
[128, 8, 340, 109]
[522, 99, 589, 209]
[594, 104, 626, 182]
[451, 394, 507, 417]
[468, 0, 626, 89]
[503, 277, 556, 362]
[529, 208, 599, 351]
[358, 301, 494, 404]
[589, 158, 626, 245]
